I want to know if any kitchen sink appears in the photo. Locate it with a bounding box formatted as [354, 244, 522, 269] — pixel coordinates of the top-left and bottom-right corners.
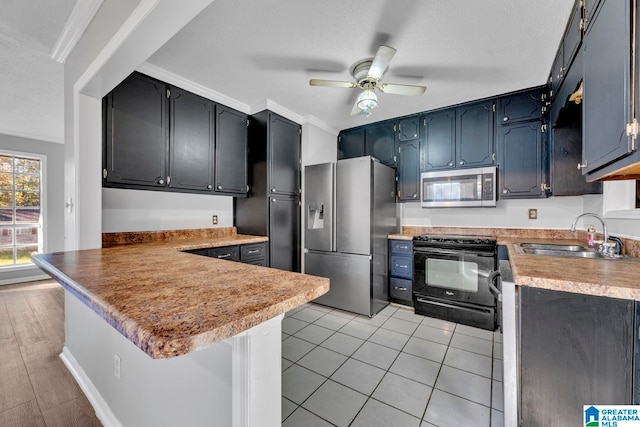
[515, 242, 606, 259]
[518, 243, 587, 252]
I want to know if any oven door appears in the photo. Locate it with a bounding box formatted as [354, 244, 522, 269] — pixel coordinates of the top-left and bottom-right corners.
[413, 246, 496, 307]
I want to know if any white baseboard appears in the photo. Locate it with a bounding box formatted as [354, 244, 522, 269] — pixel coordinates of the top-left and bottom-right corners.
[60, 347, 123, 427]
[0, 274, 50, 286]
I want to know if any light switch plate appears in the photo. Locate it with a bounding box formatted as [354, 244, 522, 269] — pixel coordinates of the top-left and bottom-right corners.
[212, 215, 218, 225]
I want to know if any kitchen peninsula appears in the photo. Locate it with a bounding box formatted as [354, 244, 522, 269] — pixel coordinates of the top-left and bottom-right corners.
[31, 228, 329, 427]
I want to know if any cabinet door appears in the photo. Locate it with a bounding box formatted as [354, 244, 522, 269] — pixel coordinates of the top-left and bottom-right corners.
[520, 287, 633, 426]
[582, 0, 633, 174]
[338, 128, 365, 159]
[422, 109, 455, 171]
[456, 101, 495, 168]
[397, 116, 421, 142]
[365, 122, 396, 167]
[168, 87, 215, 192]
[497, 121, 545, 198]
[583, 0, 604, 31]
[397, 140, 420, 201]
[104, 73, 168, 187]
[215, 105, 248, 194]
[269, 114, 300, 196]
[563, 2, 583, 71]
[550, 44, 564, 98]
[552, 125, 602, 196]
[269, 197, 300, 272]
[497, 89, 543, 125]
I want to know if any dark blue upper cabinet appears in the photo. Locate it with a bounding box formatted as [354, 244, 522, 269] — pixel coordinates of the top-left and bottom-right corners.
[397, 116, 421, 142]
[168, 87, 216, 192]
[269, 114, 301, 197]
[497, 120, 546, 198]
[104, 72, 168, 188]
[422, 109, 455, 171]
[455, 100, 495, 168]
[365, 121, 397, 167]
[338, 127, 365, 160]
[215, 105, 248, 194]
[397, 139, 420, 201]
[498, 89, 544, 125]
[582, 0, 633, 175]
[583, 0, 604, 31]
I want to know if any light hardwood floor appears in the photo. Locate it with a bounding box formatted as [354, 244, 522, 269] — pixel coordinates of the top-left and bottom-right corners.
[0, 280, 101, 426]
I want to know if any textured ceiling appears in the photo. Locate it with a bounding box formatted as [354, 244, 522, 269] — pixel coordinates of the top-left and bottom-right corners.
[148, 0, 575, 132]
[0, 0, 77, 143]
[0, 0, 575, 143]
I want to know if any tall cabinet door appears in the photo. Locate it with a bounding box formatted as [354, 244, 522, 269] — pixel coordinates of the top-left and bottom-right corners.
[215, 105, 248, 194]
[397, 140, 420, 201]
[269, 197, 300, 272]
[497, 121, 545, 198]
[338, 128, 365, 159]
[456, 100, 495, 168]
[104, 73, 168, 187]
[582, 0, 633, 174]
[269, 115, 301, 196]
[422, 109, 455, 171]
[168, 87, 215, 192]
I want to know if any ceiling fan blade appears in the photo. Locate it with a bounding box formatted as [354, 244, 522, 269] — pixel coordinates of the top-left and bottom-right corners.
[379, 83, 426, 96]
[367, 45, 397, 80]
[309, 79, 357, 88]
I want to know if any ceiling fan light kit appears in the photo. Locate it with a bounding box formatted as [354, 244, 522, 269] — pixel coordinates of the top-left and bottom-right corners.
[309, 45, 427, 116]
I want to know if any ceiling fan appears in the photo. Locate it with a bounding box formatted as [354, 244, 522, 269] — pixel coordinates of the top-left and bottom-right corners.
[309, 45, 427, 116]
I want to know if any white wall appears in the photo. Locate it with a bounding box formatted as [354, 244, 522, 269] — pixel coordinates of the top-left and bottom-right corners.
[601, 180, 640, 239]
[401, 194, 603, 230]
[102, 188, 233, 232]
[0, 133, 64, 284]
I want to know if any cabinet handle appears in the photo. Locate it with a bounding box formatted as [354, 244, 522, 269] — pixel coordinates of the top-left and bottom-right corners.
[271, 188, 276, 193]
[217, 185, 223, 190]
[412, 193, 417, 198]
[158, 179, 165, 185]
[503, 189, 508, 194]
[247, 249, 260, 254]
[448, 162, 454, 167]
[245, 185, 250, 193]
[207, 184, 213, 189]
[459, 160, 465, 166]
[395, 287, 408, 291]
[503, 116, 509, 122]
[577, 163, 587, 170]
[217, 254, 231, 259]
[271, 198, 276, 203]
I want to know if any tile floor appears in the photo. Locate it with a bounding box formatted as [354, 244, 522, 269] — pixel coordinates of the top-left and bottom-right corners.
[282, 303, 504, 427]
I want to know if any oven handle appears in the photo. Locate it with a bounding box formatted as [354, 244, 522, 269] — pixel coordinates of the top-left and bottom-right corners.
[413, 246, 495, 257]
[487, 270, 502, 302]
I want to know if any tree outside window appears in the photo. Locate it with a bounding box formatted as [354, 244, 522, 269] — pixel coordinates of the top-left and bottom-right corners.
[0, 154, 42, 266]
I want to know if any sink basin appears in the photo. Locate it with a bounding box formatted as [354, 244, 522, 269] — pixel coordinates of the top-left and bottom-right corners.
[520, 248, 603, 258]
[519, 243, 587, 252]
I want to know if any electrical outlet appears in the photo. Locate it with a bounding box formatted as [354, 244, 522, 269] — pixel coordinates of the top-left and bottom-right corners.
[114, 353, 121, 380]
[212, 215, 218, 225]
[528, 208, 538, 220]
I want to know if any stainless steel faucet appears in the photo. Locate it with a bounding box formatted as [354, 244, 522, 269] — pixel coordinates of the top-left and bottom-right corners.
[569, 212, 609, 246]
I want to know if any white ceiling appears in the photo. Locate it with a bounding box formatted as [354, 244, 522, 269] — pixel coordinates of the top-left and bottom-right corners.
[148, 0, 575, 131]
[1, 0, 574, 143]
[0, 0, 77, 143]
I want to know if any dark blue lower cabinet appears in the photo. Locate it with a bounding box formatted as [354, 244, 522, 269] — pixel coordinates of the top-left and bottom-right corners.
[390, 277, 412, 301]
[389, 239, 414, 306]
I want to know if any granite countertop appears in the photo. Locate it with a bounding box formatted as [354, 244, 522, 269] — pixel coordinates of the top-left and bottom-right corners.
[388, 228, 640, 300]
[32, 234, 329, 359]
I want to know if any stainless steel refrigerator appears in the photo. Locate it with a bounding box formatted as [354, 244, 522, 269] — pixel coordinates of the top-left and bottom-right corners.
[304, 156, 397, 316]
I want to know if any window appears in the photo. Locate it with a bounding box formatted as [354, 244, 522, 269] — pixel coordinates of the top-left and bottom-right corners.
[0, 153, 43, 266]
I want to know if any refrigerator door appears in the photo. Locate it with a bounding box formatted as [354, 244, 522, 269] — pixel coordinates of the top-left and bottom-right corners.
[336, 157, 372, 255]
[304, 162, 335, 252]
[305, 250, 383, 316]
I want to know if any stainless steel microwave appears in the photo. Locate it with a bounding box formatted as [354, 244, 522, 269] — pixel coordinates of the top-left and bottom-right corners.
[420, 166, 497, 208]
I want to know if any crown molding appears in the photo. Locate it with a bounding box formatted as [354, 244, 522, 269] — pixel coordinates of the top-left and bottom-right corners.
[0, 128, 63, 144]
[137, 62, 251, 114]
[301, 115, 338, 136]
[249, 99, 304, 124]
[50, 0, 104, 64]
